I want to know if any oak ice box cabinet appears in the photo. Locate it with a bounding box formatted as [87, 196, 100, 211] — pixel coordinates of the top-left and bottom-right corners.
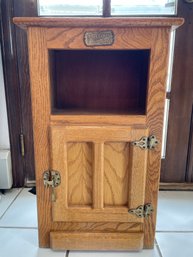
[13, 17, 183, 251]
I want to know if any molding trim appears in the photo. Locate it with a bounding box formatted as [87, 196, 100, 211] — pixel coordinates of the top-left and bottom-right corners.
[160, 183, 193, 191]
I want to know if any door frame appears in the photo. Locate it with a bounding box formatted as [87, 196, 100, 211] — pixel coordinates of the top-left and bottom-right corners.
[0, 0, 24, 186]
[0, 0, 38, 186]
[161, 0, 193, 183]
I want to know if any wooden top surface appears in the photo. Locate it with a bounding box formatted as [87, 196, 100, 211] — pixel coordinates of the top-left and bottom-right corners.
[13, 17, 184, 30]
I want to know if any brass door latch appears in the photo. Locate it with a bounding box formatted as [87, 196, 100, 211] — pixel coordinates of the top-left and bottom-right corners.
[128, 203, 153, 218]
[43, 170, 61, 202]
[132, 135, 159, 150]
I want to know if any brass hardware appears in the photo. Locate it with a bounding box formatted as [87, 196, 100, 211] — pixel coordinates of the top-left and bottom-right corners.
[43, 170, 61, 202]
[132, 135, 159, 150]
[128, 203, 153, 218]
[20, 134, 25, 157]
[84, 30, 114, 47]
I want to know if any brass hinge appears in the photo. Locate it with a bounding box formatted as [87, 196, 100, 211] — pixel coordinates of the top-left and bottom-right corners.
[128, 203, 153, 218]
[43, 170, 61, 202]
[20, 134, 25, 157]
[132, 135, 159, 150]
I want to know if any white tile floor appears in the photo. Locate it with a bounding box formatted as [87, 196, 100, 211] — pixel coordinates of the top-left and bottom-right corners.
[0, 189, 193, 257]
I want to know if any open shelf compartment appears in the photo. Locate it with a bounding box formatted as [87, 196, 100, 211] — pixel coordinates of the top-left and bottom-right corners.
[49, 49, 150, 115]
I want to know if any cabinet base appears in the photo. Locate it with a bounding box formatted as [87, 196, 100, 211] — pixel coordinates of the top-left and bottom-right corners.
[50, 232, 144, 251]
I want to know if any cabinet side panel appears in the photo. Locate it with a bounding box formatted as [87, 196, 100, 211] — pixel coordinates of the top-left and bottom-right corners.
[28, 27, 51, 247]
[144, 28, 170, 248]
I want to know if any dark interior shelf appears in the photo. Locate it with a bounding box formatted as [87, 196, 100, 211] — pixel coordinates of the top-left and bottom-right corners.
[49, 49, 150, 115]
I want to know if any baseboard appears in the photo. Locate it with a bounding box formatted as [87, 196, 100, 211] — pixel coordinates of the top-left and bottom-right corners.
[25, 180, 36, 187]
[159, 183, 193, 191]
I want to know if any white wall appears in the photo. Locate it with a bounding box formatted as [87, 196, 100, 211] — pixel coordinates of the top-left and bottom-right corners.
[0, 45, 10, 149]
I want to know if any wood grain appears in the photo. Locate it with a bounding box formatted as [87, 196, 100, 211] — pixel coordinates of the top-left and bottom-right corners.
[129, 135, 148, 210]
[50, 114, 146, 126]
[46, 28, 152, 50]
[144, 28, 170, 248]
[51, 222, 143, 233]
[50, 232, 144, 250]
[53, 207, 142, 223]
[50, 131, 68, 209]
[21, 19, 183, 249]
[27, 27, 52, 247]
[13, 17, 184, 30]
[49, 125, 148, 143]
[93, 143, 104, 209]
[50, 125, 147, 224]
[67, 143, 93, 206]
[104, 143, 129, 206]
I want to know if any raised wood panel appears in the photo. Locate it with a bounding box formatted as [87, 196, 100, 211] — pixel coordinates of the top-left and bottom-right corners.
[104, 143, 129, 206]
[50, 232, 144, 251]
[67, 142, 93, 206]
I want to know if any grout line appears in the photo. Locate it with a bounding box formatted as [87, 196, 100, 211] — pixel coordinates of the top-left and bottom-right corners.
[0, 226, 38, 229]
[156, 243, 163, 257]
[65, 250, 70, 257]
[0, 188, 23, 220]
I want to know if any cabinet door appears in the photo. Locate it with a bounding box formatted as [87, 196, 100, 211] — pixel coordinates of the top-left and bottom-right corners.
[50, 125, 148, 223]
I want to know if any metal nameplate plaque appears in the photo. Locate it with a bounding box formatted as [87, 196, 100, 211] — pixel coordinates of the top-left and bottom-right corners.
[84, 30, 114, 47]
